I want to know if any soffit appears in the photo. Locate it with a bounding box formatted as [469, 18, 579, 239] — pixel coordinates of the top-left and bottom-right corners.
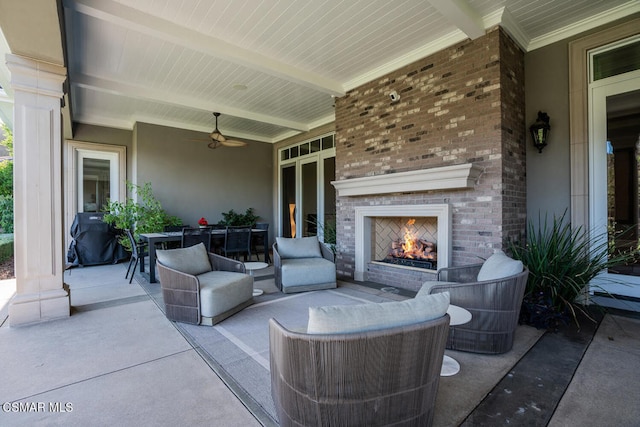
[2, 0, 638, 143]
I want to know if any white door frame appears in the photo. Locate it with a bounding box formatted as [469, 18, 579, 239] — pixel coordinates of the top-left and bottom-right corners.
[64, 140, 126, 250]
[588, 70, 640, 295]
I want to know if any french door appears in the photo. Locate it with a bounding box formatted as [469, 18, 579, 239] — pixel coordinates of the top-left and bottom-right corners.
[589, 68, 640, 296]
[64, 140, 126, 249]
[278, 135, 336, 242]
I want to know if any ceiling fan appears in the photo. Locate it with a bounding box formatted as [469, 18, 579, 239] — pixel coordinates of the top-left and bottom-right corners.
[201, 112, 247, 149]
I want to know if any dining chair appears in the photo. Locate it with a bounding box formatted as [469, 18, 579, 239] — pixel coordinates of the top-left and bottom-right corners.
[209, 224, 227, 255]
[182, 227, 212, 252]
[251, 222, 270, 263]
[163, 224, 189, 249]
[124, 228, 148, 284]
[223, 226, 252, 261]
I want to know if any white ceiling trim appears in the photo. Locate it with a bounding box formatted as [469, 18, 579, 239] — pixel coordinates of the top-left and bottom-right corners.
[0, 27, 13, 100]
[428, 0, 485, 40]
[75, 109, 276, 144]
[270, 129, 304, 143]
[66, 0, 346, 97]
[72, 73, 309, 133]
[343, 30, 469, 92]
[306, 112, 337, 133]
[489, 7, 530, 52]
[73, 111, 134, 130]
[527, 1, 640, 52]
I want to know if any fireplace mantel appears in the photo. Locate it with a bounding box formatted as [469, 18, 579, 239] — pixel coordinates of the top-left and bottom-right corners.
[331, 163, 482, 197]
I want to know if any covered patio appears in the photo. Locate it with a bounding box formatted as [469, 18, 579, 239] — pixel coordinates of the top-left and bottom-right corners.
[1, 1, 640, 425]
[1, 1, 639, 327]
[1, 264, 639, 425]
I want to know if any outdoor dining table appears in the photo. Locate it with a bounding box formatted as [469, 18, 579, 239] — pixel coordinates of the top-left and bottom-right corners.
[139, 228, 268, 283]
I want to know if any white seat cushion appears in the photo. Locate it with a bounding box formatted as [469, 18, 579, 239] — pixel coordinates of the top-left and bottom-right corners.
[307, 292, 450, 334]
[477, 250, 523, 281]
[198, 271, 253, 318]
[281, 257, 336, 287]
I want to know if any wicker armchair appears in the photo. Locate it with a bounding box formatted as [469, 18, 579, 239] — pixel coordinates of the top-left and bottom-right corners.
[269, 314, 450, 427]
[426, 263, 529, 354]
[156, 244, 253, 326]
[273, 236, 336, 293]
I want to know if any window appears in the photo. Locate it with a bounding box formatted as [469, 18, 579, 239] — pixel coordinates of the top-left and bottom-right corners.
[278, 134, 336, 242]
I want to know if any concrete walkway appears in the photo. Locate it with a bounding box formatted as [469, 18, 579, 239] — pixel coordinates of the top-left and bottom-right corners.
[1, 263, 639, 426]
[0, 264, 260, 426]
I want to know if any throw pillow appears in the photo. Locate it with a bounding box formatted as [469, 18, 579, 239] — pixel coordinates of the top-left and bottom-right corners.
[476, 249, 523, 282]
[307, 291, 450, 334]
[276, 236, 322, 259]
[156, 242, 212, 276]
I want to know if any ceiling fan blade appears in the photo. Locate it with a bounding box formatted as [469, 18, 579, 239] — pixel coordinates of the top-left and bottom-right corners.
[210, 131, 226, 142]
[220, 139, 247, 147]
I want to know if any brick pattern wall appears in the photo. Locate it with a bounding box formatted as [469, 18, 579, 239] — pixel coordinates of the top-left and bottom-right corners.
[334, 28, 526, 281]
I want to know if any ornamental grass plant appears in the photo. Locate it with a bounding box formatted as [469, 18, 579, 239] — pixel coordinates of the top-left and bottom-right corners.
[510, 211, 638, 330]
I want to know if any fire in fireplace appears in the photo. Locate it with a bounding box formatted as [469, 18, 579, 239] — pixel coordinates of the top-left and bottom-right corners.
[379, 219, 437, 270]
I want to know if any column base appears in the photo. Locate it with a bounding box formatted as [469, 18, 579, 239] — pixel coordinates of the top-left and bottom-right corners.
[9, 284, 70, 326]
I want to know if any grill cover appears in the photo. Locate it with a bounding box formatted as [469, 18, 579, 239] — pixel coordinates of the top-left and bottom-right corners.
[67, 212, 127, 266]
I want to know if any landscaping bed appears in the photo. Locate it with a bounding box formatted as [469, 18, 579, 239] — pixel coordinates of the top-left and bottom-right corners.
[0, 255, 13, 279]
[0, 234, 14, 279]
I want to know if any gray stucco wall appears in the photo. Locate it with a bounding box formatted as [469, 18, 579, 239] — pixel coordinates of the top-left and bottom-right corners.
[524, 13, 640, 224]
[73, 124, 134, 182]
[134, 122, 273, 230]
[525, 40, 571, 221]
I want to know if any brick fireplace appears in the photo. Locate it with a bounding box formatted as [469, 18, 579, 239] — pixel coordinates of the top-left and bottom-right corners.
[334, 164, 479, 291]
[332, 28, 527, 292]
[355, 204, 448, 291]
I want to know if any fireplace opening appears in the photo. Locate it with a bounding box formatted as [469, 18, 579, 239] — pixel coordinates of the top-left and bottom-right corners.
[373, 217, 437, 271]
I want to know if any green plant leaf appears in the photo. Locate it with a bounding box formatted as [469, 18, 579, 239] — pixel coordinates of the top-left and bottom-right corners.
[510, 210, 639, 329]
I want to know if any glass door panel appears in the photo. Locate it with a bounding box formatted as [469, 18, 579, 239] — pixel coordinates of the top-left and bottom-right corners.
[281, 164, 296, 238]
[81, 158, 110, 212]
[77, 150, 119, 213]
[301, 161, 317, 237]
[323, 156, 336, 245]
[606, 89, 640, 276]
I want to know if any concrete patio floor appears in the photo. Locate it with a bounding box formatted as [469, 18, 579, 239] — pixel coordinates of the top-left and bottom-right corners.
[1, 262, 639, 426]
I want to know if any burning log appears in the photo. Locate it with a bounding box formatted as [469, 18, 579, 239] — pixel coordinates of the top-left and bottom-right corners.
[385, 219, 438, 264]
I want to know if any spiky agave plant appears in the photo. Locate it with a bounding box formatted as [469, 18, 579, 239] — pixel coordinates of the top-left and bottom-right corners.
[510, 211, 638, 329]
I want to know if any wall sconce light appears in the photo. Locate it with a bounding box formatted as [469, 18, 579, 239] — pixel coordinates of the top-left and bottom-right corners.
[530, 111, 550, 153]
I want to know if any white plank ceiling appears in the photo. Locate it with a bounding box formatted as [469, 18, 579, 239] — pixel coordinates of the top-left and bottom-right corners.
[61, 0, 639, 143]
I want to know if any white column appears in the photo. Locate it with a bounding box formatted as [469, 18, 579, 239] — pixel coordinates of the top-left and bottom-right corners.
[7, 54, 70, 326]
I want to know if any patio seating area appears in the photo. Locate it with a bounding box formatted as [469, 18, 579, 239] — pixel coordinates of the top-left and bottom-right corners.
[1, 262, 639, 426]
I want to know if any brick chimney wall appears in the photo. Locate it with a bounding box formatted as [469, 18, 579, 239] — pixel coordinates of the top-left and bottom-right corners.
[333, 28, 526, 280]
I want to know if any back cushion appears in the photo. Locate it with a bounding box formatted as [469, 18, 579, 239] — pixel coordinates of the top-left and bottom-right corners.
[276, 236, 322, 259]
[477, 250, 523, 282]
[156, 242, 212, 276]
[307, 292, 450, 334]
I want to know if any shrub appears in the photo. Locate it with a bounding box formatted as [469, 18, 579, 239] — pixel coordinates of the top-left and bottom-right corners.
[510, 211, 638, 329]
[0, 195, 13, 233]
[0, 234, 13, 263]
[103, 182, 181, 249]
[218, 208, 259, 226]
[0, 161, 12, 197]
